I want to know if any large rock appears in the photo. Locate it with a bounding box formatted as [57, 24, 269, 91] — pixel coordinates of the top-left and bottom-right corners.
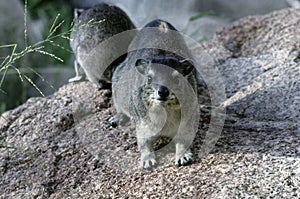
[198, 0, 289, 20]
[193, 8, 300, 129]
[0, 8, 299, 198]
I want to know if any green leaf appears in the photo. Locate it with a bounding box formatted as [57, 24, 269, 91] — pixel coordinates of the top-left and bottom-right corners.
[189, 10, 215, 21]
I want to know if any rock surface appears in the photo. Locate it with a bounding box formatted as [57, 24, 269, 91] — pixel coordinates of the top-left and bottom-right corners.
[0, 8, 299, 198]
[194, 8, 300, 128]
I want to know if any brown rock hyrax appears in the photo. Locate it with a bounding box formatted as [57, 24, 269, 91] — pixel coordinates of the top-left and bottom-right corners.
[69, 3, 136, 88]
[110, 19, 198, 169]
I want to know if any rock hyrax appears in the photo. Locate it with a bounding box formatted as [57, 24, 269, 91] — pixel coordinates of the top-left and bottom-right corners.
[69, 3, 135, 88]
[111, 19, 198, 169]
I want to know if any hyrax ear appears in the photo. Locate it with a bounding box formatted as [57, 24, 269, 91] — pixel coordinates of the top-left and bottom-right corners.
[74, 8, 85, 19]
[135, 59, 150, 75]
[179, 59, 195, 76]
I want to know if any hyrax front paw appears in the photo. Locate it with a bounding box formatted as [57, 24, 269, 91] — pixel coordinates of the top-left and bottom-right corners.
[140, 152, 157, 169]
[175, 150, 193, 167]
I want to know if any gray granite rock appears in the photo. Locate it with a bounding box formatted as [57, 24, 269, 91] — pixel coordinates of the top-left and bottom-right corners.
[195, 8, 300, 130]
[0, 8, 299, 198]
[198, 0, 289, 20]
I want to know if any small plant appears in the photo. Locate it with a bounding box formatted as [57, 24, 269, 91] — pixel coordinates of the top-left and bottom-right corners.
[189, 10, 214, 22]
[26, 0, 73, 64]
[0, 0, 73, 113]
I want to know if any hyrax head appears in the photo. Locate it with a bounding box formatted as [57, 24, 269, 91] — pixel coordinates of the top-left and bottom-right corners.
[135, 56, 194, 104]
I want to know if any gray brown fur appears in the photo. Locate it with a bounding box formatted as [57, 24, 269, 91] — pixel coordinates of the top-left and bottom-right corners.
[111, 19, 198, 169]
[69, 3, 135, 88]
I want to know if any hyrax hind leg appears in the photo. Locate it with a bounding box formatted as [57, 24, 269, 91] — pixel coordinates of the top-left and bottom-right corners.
[69, 60, 86, 82]
[84, 69, 106, 89]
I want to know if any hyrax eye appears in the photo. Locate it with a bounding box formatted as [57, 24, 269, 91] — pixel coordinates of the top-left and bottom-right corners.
[135, 59, 150, 75]
[136, 59, 149, 67]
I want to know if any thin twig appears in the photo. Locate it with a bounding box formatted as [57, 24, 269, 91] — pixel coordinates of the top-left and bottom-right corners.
[23, 73, 45, 97]
[24, 0, 28, 46]
[26, 66, 55, 90]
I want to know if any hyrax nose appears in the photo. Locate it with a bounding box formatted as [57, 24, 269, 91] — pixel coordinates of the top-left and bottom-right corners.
[158, 86, 170, 99]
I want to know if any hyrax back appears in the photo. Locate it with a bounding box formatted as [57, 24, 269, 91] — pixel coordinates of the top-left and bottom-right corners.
[111, 19, 198, 169]
[69, 3, 135, 88]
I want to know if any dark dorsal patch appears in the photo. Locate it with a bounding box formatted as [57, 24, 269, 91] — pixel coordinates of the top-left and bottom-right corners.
[144, 19, 177, 32]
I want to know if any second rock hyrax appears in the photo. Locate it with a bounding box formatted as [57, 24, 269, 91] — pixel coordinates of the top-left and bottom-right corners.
[69, 3, 136, 88]
[110, 19, 198, 169]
